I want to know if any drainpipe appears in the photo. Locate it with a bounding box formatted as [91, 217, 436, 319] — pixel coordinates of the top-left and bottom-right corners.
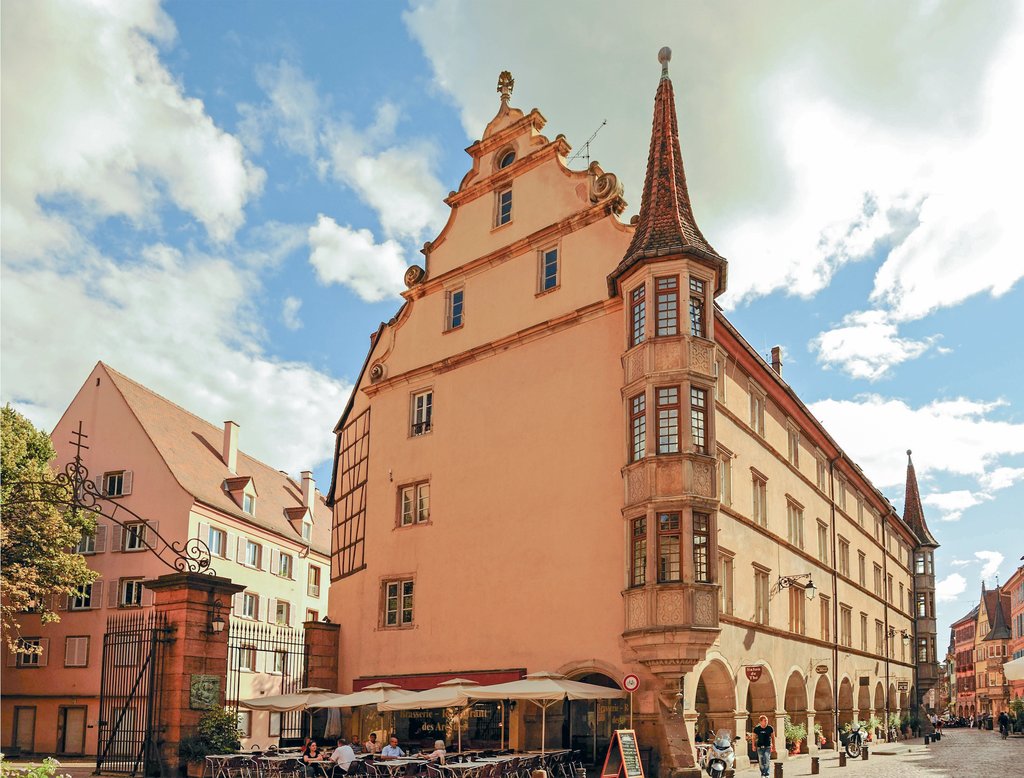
[882, 511, 891, 736]
[828, 453, 843, 749]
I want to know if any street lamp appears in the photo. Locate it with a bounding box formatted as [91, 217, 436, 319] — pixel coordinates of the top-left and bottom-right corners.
[775, 573, 817, 600]
[203, 598, 226, 636]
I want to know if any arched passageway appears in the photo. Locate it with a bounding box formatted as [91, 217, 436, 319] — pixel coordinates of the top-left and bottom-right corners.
[838, 678, 855, 728]
[741, 667, 777, 762]
[562, 672, 628, 764]
[888, 684, 897, 718]
[694, 660, 736, 742]
[813, 675, 834, 748]
[783, 672, 807, 752]
[857, 680, 871, 722]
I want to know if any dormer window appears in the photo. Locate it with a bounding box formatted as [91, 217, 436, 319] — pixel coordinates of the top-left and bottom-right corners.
[498, 150, 516, 168]
[302, 521, 312, 542]
[243, 493, 256, 515]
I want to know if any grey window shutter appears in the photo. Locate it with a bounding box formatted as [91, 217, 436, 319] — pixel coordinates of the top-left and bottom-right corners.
[122, 471, 133, 495]
[145, 521, 159, 550]
[258, 544, 269, 572]
[237, 536, 247, 563]
[108, 580, 121, 608]
[112, 525, 124, 553]
[269, 547, 279, 575]
[267, 597, 277, 624]
[95, 475, 106, 496]
[91, 580, 104, 609]
[95, 525, 107, 553]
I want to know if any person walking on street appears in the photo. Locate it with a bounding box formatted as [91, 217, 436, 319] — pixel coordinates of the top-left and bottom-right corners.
[999, 711, 1010, 740]
[749, 715, 775, 778]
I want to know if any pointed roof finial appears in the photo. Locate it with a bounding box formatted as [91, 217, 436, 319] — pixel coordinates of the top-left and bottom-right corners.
[904, 449, 938, 548]
[497, 71, 514, 105]
[658, 46, 672, 79]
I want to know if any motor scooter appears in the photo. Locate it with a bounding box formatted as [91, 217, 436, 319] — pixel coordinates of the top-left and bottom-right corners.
[703, 729, 738, 778]
[840, 722, 865, 758]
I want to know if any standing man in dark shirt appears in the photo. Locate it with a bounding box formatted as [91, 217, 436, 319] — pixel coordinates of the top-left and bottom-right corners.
[749, 715, 775, 777]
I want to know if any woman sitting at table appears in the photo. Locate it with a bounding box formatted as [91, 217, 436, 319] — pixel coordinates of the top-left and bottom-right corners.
[303, 740, 325, 775]
[423, 740, 446, 764]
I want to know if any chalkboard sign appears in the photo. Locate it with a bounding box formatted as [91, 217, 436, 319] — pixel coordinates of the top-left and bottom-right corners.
[600, 729, 645, 778]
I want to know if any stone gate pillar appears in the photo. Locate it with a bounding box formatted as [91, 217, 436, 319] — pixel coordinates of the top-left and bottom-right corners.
[145, 572, 244, 776]
[303, 620, 340, 692]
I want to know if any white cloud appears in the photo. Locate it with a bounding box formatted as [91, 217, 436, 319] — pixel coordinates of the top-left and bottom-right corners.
[936, 573, 967, 603]
[950, 559, 972, 567]
[1, 241, 349, 474]
[1, 0, 264, 253]
[308, 214, 408, 302]
[405, 2, 1023, 369]
[238, 61, 447, 243]
[282, 296, 304, 331]
[923, 490, 988, 522]
[975, 551, 1004, 581]
[979, 467, 1024, 491]
[811, 310, 939, 380]
[807, 395, 1024, 489]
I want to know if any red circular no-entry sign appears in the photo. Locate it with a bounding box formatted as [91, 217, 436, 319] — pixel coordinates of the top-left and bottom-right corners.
[622, 674, 640, 692]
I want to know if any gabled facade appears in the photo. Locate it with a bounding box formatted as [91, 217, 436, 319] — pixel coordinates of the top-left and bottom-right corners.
[951, 605, 979, 717]
[1006, 563, 1024, 701]
[972, 583, 1013, 717]
[326, 54, 930, 775]
[1, 363, 331, 756]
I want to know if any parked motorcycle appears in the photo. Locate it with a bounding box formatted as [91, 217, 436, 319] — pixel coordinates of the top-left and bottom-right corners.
[840, 722, 866, 758]
[703, 729, 738, 778]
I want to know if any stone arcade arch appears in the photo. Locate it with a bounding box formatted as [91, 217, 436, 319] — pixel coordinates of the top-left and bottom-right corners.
[813, 675, 834, 748]
[888, 683, 898, 718]
[693, 659, 738, 740]
[874, 682, 886, 725]
[838, 677, 855, 728]
[783, 671, 808, 753]
[737, 663, 777, 762]
[857, 679, 871, 722]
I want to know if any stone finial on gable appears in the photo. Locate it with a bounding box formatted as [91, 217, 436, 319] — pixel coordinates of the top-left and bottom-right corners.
[497, 71, 514, 104]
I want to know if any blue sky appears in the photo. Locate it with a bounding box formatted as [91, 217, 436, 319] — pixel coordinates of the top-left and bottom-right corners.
[2, 1, 1022, 644]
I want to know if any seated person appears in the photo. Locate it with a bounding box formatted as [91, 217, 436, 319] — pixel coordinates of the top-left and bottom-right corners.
[330, 738, 356, 774]
[423, 740, 446, 764]
[364, 733, 381, 755]
[380, 736, 405, 760]
[303, 741, 325, 775]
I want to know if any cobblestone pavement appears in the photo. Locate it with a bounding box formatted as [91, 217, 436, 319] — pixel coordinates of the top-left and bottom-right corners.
[753, 727, 1024, 777]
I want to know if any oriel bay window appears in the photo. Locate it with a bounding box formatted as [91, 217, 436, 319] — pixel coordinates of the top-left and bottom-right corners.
[655, 276, 679, 336]
[690, 387, 707, 453]
[692, 513, 710, 583]
[657, 513, 681, 583]
[629, 393, 646, 462]
[656, 387, 680, 454]
[688, 277, 706, 337]
[629, 284, 646, 347]
[630, 518, 647, 587]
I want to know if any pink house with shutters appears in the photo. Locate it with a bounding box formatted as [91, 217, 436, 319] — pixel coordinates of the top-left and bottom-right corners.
[1, 362, 331, 757]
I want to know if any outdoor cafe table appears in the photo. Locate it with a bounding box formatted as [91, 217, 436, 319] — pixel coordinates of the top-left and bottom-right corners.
[204, 754, 235, 778]
[376, 758, 428, 776]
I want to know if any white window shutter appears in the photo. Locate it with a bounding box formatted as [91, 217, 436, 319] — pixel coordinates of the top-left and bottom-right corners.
[267, 597, 277, 624]
[108, 580, 121, 608]
[269, 547, 279, 575]
[232, 592, 243, 616]
[226, 532, 236, 560]
[38, 638, 49, 667]
[95, 525, 107, 553]
[258, 544, 268, 572]
[113, 525, 124, 553]
[91, 580, 104, 609]
[237, 536, 247, 563]
[197, 521, 209, 547]
[142, 585, 154, 607]
[95, 475, 106, 496]
[145, 521, 159, 550]
[122, 471, 133, 495]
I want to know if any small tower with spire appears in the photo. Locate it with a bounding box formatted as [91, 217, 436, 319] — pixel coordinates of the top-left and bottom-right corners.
[904, 450, 941, 709]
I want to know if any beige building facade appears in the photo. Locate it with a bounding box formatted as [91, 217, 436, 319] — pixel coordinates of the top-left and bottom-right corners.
[325, 55, 939, 775]
[2, 363, 331, 757]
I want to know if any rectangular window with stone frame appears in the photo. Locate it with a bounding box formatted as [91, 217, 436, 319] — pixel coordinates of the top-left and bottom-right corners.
[754, 567, 770, 625]
[630, 517, 646, 588]
[692, 513, 710, 583]
[719, 552, 734, 615]
[657, 513, 681, 583]
[655, 276, 678, 336]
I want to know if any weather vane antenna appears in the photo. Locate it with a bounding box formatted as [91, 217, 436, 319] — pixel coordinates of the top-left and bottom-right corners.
[568, 119, 608, 167]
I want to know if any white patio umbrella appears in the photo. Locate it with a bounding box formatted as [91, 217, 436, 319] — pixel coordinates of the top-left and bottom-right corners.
[379, 678, 481, 753]
[315, 681, 416, 709]
[1004, 656, 1024, 681]
[239, 686, 338, 739]
[464, 671, 626, 755]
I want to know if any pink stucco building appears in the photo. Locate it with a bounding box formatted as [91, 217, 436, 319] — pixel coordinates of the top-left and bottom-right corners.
[2, 362, 331, 757]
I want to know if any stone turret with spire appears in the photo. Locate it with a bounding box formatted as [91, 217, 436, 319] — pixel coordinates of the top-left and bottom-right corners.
[904, 450, 941, 709]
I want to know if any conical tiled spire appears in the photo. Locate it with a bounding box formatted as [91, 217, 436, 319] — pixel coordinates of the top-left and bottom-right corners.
[610, 48, 723, 294]
[904, 450, 938, 547]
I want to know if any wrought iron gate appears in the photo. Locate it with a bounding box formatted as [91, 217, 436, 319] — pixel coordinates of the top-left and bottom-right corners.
[227, 621, 308, 741]
[96, 611, 171, 776]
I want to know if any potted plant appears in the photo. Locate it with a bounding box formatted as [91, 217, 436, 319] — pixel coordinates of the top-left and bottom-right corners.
[813, 722, 826, 748]
[179, 708, 241, 777]
[784, 716, 807, 755]
[866, 715, 881, 741]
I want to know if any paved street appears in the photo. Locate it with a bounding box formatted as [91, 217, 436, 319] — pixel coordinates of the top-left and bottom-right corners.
[758, 727, 1023, 777]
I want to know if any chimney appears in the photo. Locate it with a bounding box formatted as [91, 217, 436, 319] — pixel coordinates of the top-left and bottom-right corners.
[222, 421, 239, 473]
[770, 346, 783, 376]
[301, 471, 315, 508]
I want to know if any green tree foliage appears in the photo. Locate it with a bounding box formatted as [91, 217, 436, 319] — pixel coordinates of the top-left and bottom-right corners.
[1, 405, 96, 652]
